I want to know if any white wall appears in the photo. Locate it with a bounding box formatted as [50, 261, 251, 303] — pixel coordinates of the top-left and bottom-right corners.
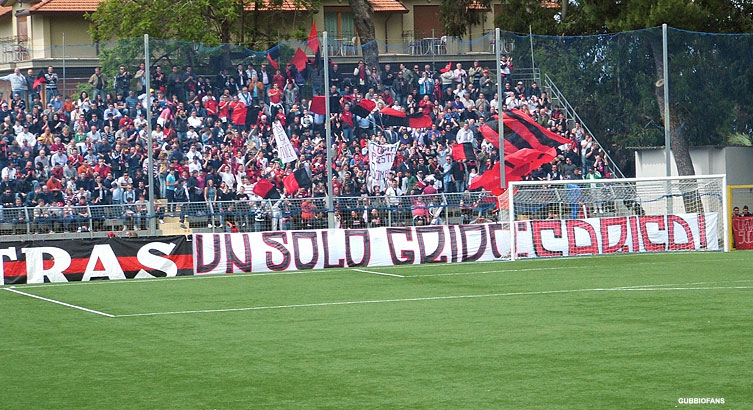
[635, 146, 753, 184]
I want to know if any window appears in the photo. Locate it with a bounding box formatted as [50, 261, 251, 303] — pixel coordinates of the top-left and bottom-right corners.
[324, 8, 355, 41]
[17, 16, 28, 42]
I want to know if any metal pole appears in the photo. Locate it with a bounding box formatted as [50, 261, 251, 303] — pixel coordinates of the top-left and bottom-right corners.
[324, 31, 334, 229]
[62, 33, 66, 98]
[529, 25, 536, 83]
[495, 28, 505, 189]
[145, 34, 155, 235]
[662, 23, 671, 177]
[662, 24, 673, 214]
[431, 29, 435, 72]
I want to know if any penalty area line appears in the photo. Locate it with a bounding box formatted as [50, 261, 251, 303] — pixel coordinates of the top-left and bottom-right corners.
[3, 287, 115, 318]
[351, 268, 405, 278]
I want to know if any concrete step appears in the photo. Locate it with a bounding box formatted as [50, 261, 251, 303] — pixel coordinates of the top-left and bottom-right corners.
[158, 220, 192, 235]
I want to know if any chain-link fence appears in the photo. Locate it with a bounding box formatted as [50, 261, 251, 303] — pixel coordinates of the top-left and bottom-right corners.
[0, 192, 499, 241]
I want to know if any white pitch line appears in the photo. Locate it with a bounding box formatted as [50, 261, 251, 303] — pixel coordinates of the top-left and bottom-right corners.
[3, 287, 115, 318]
[5, 254, 753, 290]
[407, 266, 569, 277]
[351, 268, 405, 278]
[113, 285, 753, 318]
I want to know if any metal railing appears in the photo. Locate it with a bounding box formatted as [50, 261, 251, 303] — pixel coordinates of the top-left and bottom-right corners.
[0, 192, 500, 241]
[0, 37, 30, 63]
[542, 72, 626, 178]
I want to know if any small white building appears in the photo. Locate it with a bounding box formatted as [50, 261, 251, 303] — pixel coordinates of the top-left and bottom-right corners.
[634, 146, 753, 186]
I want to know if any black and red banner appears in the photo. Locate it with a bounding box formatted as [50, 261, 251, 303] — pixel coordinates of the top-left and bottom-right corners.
[452, 142, 476, 161]
[0, 236, 193, 285]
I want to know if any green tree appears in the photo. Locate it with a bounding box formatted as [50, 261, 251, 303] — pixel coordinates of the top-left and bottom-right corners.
[88, 0, 318, 49]
[491, 0, 753, 176]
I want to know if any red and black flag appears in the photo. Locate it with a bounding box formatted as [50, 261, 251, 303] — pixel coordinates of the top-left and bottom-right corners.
[469, 147, 557, 190]
[503, 109, 570, 152]
[253, 178, 281, 200]
[283, 168, 312, 194]
[307, 22, 320, 55]
[32, 69, 47, 91]
[350, 99, 376, 118]
[480, 110, 570, 153]
[267, 46, 281, 71]
[378, 107, 433, 129]
[408, 111, 432, 129]
[451, 142, 476, 161]
[309, 95, 342, 115]
[290, 47, 308, 72]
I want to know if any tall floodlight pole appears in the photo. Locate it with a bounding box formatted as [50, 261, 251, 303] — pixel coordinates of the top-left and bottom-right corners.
[662, 24, 673, 214]
[145, 34, 155, 235]
[529, 25, 535, 83]
[323, 31, 334, 229]
[662, 23, 671, 177]
[495, 28, 505, 189]
[62, 33, 67, 98]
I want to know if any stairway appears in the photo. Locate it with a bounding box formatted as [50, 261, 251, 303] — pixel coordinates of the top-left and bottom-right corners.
[155, 199, 193, 236]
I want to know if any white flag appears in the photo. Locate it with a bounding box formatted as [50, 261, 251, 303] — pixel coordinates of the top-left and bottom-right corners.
[368, 141, 399, 191]
[273, 121, 298, 164]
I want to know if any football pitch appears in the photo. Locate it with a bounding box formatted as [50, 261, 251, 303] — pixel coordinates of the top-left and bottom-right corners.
[2, 252, 752, 409]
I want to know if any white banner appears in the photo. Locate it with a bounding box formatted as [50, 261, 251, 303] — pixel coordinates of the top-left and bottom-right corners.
[273, 121, 298, 164]
[514, 213, 718, 258]
[193, 224, 511, 275]
[368, 141, 399, 190]
[192, 213, 718, 275]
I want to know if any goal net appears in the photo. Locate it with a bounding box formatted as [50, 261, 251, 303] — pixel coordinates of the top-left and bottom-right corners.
[506, 175, 728, 260]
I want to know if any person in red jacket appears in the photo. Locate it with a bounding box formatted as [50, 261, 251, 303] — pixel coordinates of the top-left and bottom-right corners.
[229, 95, 247, 132]
[218, 94, 231, 125]
[203, 91, 218, 122]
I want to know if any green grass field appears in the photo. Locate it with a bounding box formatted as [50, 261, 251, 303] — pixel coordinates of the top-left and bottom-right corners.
[2, 252, 752, 409]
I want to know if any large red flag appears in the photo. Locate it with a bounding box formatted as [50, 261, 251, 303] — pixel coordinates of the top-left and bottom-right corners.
[290, 47, 308, 71]
[307, 22, 320, 54]
[469, 147, 557, 190]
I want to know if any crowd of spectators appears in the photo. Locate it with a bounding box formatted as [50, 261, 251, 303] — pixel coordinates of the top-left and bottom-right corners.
[0, 56, 614, 232]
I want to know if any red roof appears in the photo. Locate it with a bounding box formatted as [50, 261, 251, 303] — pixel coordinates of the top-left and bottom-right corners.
[370, 0, 408, 13]
[0, 5, 11, 18]
[29, 0, 103, 12]
[249, 0, 406, 13]
[26, 0, 407, 14]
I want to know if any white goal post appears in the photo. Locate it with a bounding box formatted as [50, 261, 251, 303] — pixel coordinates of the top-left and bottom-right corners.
[506, 174, 728, 261]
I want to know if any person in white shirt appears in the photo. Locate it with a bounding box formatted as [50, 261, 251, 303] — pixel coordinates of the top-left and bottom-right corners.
[452, 63, 467, 87]
[188, 157, 202, 174]
[186, 126, 199, 142]
[384, 179, 403, 207]
[103, 103, 122, 119]
[187, 111, 203, 129]
[0, 68, 27, 101]
[185, 145, 203, 162]
[16, 126, 35, 147]
[455, 122, 474, 144]
[87, 125, 102, 143]
[1, 163, 17, 180]
[238, 86, 253, 107]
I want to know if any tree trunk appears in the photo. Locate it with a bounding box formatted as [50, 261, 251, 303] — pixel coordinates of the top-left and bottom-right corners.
[348, 0, 380, 70]
[560, 0, 568, 22]
[648, 36, 695, 176]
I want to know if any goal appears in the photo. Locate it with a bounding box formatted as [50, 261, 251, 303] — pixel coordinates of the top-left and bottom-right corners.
[506, 175, 728, 260]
